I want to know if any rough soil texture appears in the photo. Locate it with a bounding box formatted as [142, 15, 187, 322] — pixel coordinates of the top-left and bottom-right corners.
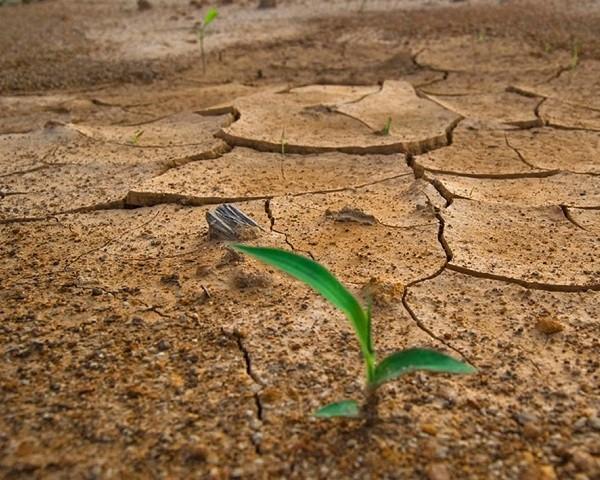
[1, 0, 600, 479]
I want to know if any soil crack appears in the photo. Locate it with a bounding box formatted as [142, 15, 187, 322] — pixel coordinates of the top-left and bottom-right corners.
[400, 208, 473, 362]
[231, 331, 264, 455]
[560, 205, 589, 231]
[446, 264, 600, 292]
[265, 198, 315, 259]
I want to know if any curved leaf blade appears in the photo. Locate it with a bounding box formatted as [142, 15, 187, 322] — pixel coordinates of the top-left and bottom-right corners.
[372, 348, 476, 387]
[203, 7, 218, 26]
[314, 400, 360, 418]
[231, 245, 369, 350]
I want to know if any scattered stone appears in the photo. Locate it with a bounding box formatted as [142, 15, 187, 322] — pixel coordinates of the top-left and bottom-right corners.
[519, 463, 557, 480]
[421, 423, 438, 436]
[522, 423, 543, 440]
[206, 204, 262, 241]
[573, 417, 588, 431]
[535, 317, 564, 335]
[425, 462, 451, 480]
[571, 449, 598, 474]
[589, 416, 600, 431]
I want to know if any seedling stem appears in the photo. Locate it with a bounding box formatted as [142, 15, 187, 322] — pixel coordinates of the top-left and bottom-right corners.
[198, 7, 218, 74]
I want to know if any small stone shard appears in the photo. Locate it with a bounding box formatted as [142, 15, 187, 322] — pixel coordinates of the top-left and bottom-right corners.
[206, 204, 262, 241]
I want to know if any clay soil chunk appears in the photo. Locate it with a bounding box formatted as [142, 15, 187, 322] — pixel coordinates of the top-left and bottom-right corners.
[425, 91, 542, 128]
[71, 112, 230, 153]
[414, 122, 538, 177]
[1, 125, 163, 220]
[335, 80, 461, 153]
[269, 178, 446, 286]
[416, 36, 569, 76]
[90, 82, 274, 120]
[506, 128, 600, 174]
[539, 98, 600, 131]
[216, 81, 460, 154]
[0, 116, 228, 220]
[419, 71, 549, 96]
[444, 199, 600, 289]
[126, 147, 410, 207]
[434, 172, 600, 208]
[512, 60, 600, 111]
[0, 94, 133, 134]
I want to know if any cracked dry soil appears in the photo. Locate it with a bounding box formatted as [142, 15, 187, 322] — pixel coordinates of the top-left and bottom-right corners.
[1, 0, 600, 478]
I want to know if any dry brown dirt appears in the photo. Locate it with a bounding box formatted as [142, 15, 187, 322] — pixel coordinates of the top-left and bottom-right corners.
[1, 0, 600, 479]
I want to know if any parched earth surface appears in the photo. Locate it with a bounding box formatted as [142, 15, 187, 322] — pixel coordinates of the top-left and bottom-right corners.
[1, 0, 600, 479]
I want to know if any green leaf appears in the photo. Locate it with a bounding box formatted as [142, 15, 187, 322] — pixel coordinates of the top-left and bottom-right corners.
[372, 348, 476, 387]
[203, 7, 218, 27]
[366, 299, 373, 355]
[314, 400, 360, 418]
[231, 245, 370, 355]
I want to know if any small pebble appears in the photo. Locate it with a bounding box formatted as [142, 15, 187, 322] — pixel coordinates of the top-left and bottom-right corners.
[535, 318, 563, 335]
[425, 462, 450, 480]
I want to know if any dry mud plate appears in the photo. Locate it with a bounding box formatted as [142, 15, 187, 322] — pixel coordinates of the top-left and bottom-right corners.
[1, 0, 600, 479]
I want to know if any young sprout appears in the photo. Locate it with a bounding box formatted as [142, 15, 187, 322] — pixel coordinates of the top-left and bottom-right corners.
[198, 7, 219, 74]
[129, 129, 144, 145]
[232, 245, 476, 419]
[280, 127, 287, 155]
[381, 117, 392, 136]
[571, 41, 581, 69]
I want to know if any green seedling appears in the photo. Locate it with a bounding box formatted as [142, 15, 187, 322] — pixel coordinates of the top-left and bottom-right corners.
[129, 129, 144, 145]
[280, 128, 287, 155]
[380, 116, 392, 136]
[198, 7, 218, 74]
[231, 245, 476, 419]
[571, 41, 581, 69]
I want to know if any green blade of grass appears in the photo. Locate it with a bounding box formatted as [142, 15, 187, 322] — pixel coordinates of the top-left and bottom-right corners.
[314, 400, 360, 418]
[371, 348, 476, 388]
[203, 7, 218, 26]
[231, 244, 371, 357]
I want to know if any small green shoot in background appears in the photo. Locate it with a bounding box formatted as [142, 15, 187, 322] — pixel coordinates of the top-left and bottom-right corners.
[280, 128, 287, 155]
[381, 117, 392, 136]
[232, 244, 476, 420]
[129, 129, 144, 145]
[198, 7, 218, 74]
[571, 40, 581, 69]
